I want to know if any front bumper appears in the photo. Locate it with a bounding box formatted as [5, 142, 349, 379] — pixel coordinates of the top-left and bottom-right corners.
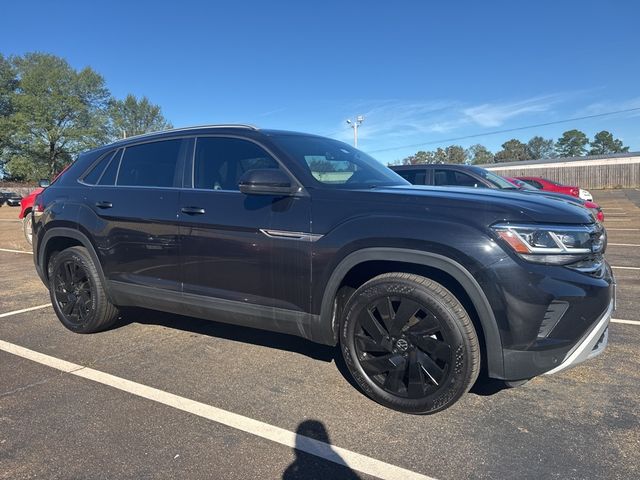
[479, 254, 614, 381]
[544, 299, 612, 375]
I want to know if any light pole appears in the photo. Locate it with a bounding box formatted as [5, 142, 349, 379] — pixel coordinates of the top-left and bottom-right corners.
[346, 115, 364, 147]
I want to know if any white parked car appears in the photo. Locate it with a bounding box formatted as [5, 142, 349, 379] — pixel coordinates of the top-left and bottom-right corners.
[579, 188, 593, 201]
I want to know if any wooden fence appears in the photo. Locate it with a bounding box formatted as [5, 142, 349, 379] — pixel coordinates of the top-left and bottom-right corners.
[485, 154, 640, 189]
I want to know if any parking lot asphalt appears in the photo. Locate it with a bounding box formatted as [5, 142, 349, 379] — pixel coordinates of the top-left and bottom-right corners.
[1, 190, 639, 480]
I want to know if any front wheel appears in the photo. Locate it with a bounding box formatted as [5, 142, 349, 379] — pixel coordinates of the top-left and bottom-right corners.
[49, 246, 119, 333]
[340, 273, 480, 414]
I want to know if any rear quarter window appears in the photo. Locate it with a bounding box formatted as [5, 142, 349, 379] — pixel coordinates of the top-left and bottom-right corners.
[82, 150, 117, 185]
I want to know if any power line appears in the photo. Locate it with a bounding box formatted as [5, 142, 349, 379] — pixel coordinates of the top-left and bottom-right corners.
[366, 106, 640, 154]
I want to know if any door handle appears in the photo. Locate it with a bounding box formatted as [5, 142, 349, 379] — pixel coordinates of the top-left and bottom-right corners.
[181, 206, 206, 215]
[95, 201, 113, 209]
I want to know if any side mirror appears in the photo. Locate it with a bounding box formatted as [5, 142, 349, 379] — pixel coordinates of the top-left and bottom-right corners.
[38, 179, 51, 188]
[238, 169, 296, 196]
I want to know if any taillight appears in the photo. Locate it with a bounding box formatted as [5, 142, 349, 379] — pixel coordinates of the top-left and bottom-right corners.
[34, 195, 45, 217]
[597, 210, 604, 222]
[570, 187, 579, 197]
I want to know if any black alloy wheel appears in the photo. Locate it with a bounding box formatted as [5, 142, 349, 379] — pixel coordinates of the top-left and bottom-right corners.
[355, 296, 453, 398]
[49, 246, 119, 333]
[52, 258, 93, 325]
[341, 272, 480, 414]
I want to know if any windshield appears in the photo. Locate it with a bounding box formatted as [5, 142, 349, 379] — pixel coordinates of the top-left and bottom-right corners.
[474, 168, 518, 189]
[513, 179, 538, 190]
[270, 135, 409, 188]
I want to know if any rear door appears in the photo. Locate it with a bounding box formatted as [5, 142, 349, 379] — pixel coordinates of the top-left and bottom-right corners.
[79, 138, 191, 292]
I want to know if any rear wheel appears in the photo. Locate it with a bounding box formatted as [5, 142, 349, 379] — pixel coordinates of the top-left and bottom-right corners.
[340, 272, 480, 414]
[49, 246, 119, 333]
[23, 211, 33, 245]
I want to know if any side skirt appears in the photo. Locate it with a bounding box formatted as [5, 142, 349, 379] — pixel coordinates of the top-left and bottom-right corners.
[108, 281, 329, 344]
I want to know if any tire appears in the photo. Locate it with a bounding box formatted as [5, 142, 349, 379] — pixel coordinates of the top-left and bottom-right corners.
[48, 246, 119, 333]
[340, 272, 480, 414]
[23, 211, 33, 246]
[503, 379, 530, 388]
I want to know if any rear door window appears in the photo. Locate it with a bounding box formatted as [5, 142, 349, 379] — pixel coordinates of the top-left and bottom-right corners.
[434, 169, 452, 186]
[397, 170, 427, 185]
[117, 139, 185, 187]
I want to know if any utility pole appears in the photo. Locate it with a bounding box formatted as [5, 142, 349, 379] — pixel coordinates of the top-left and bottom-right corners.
[346, 115, 364, 147]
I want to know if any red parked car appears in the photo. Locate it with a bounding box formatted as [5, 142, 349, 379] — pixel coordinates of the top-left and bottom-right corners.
[515, 176, 593, 202]
[507, 177, 604, 222]
[18, 179, 52, 245]
[19, 187, 44, 245]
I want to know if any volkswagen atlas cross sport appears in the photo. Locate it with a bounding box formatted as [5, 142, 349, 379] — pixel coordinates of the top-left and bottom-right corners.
[32, 125, 614, 414]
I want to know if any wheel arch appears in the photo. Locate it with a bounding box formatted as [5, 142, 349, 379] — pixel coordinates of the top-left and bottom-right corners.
[318, 248, 505, 378]
[38, 227, 114, 303]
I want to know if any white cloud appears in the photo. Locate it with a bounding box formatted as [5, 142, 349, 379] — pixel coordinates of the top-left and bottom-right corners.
[329, 95, 564, 147]
[462, 95, 561, 127]
[578, 97, 640, 116]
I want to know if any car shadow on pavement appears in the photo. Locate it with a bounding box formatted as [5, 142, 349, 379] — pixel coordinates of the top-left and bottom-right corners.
[282, 420, 361, 480]
[115, 307, 336, 362]
[114, 308, 506, 399]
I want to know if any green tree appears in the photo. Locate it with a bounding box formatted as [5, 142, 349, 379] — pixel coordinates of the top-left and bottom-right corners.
[445, 145, 467, 164]
[526, 136, 555, 159]
[494, 139, 531, 162]
[6, 53, 111, 180]
[402, 150, 435, 165]
[555, 129, 588, 157]
[308, 158, 335, 172]
[433, 148, 448, 164]
[466, 144, 494, 164]
[0, 54, 18, 176]
[109, 93, 172, 139]
[589, 130, 629, 155]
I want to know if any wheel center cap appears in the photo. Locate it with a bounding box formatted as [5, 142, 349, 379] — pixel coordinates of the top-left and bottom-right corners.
[395, 338, 409, 351]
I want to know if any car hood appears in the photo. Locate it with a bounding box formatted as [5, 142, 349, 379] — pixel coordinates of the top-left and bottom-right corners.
[370, 184, 594, 225]
[510, 188, 585, 205]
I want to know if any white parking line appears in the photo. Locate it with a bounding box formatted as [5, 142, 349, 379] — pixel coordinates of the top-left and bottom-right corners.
[608, 243, 640, 247]
[0, 248, 33, 254]
[612, 319, 640, 326]
[0, 340, 433, 480]
[606, 228, 640, 231]
[611, 266, 640, 270]
[0, 304, 51, 318]
[0, 219, 20, 222]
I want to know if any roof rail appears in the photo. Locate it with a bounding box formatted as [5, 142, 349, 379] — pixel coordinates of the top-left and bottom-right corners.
[115, 124, 259, 143]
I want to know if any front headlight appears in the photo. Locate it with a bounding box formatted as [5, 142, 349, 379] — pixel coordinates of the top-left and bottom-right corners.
[492, 223, 606, 265]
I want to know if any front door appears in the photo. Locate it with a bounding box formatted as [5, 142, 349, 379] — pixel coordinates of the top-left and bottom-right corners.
[179, 136, 312, 314]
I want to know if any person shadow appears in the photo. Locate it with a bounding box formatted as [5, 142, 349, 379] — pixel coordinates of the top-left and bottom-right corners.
[283, 420, 361, 480]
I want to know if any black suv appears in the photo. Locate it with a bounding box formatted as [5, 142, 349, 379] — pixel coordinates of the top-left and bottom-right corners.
[33, 126, 614, 414]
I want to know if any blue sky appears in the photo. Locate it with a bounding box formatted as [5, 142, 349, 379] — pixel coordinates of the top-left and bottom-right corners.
[1, 0, 639, 163]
